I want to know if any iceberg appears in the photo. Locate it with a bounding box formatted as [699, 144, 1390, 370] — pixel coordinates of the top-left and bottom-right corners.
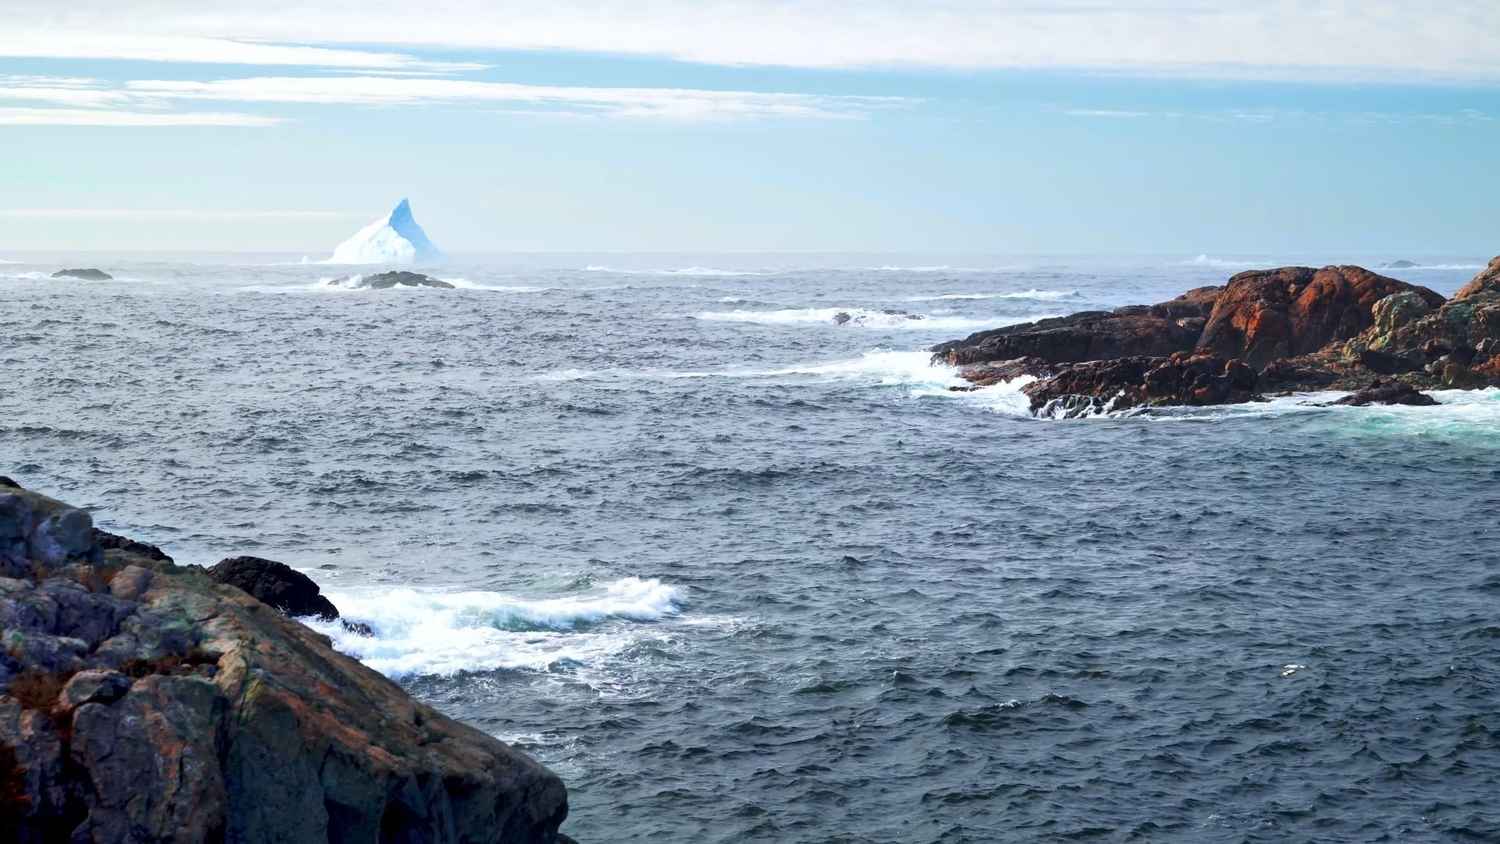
[329, 198, 443, 265]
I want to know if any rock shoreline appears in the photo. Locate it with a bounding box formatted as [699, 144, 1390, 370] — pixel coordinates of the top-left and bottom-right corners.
[933, 257, 1500, 417]
[0, 482, 570, 842]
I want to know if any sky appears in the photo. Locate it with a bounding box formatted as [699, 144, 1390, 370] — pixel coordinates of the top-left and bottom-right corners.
[3, 1, 1500, 254]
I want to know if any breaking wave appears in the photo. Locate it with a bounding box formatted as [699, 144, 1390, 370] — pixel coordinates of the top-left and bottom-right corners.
[692, 307, 1043, 332]
[906, 289, 1078, 302]
[305, 576, 684, 677]
[584, 265, 770, 277]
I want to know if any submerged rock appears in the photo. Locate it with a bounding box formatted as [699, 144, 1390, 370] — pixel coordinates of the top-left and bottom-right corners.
[0, 483, 569, 842]
[331, 271, 455, 290]
[833, 309, 924, 326]
[1329, 379, 1438, 407]
[51, 268, 112, 281]
[208, 555, 339, 620]
[1380, 260, 1419, 269]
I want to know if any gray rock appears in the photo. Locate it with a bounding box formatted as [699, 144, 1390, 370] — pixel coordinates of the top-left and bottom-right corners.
[58, 669, 132, 709]
[51, 268, 113, 280]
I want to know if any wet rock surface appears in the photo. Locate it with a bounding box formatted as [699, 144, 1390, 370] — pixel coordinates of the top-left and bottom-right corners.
[333, 271, 455, 290]
[0, 484, 569, 843]
[50, 269, 113, 281]
[208, 555, 339, 621]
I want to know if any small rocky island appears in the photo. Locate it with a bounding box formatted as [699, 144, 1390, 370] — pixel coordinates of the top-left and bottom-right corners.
[932, 257, 1500, 417]
[329, 271, 455, 290]
[51, 269, 113, 281]
[0, 480, 569, 842]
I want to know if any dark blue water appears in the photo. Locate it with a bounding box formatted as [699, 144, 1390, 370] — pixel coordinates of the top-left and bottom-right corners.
[3, 253, 1498, 842]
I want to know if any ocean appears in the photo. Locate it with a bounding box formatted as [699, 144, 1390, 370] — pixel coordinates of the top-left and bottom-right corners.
[3, 252, 1498, 841]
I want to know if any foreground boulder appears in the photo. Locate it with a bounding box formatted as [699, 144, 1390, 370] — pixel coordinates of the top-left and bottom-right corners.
[331, 271, 454, 290]
[51, 269, 112, 281]
[0, 484, 569, 842]
[208, 555, 339, 620]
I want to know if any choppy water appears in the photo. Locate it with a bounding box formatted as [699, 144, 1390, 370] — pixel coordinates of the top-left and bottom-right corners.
[3, 252, 1499, 842]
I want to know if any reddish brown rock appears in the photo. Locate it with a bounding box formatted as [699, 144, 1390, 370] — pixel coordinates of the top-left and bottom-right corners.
[1196, 266, 1444, 369]
[1452, 256, 1500, 300]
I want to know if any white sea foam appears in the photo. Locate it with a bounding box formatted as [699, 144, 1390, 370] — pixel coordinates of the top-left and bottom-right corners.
[905, 289, 1079, 302]
[304, 576, 684, 677]
[692, 307, 1043, 332]
[534, 350, 961, 385]
[1185, 254, 1278, 269]
[583, 265, 769, 277]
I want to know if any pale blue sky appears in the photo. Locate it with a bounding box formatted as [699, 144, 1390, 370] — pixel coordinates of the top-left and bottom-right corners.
[4, 2, 1499, 254]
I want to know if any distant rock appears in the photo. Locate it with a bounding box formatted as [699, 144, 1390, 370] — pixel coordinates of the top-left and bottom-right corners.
[1196, 266, 1443, 369]
[0, 482, 569, 841]
[329, 198, 443, 265]
[208, 555, 339, 620]
[330, 271, 455, 290]
[1329, 379, 1438, 407]
[833, 309, 924, 326]
[51, 268, 112, 280]
[1380, 260, 1419, 269]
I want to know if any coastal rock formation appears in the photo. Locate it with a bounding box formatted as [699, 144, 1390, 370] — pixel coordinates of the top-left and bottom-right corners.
[931, 287, 1221, 367]
[1453, 256, 1500, 300]
[1196, 266, 1443, 368]
[50, 269, 112, 281]
[934, 259, 1500, 415]
[0, 483, 569, 842]
[330, 271, 455, 290]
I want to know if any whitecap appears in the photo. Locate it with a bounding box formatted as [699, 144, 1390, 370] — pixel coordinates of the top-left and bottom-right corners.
[691, 307, 1045, 332]
[303, 576, 683, 677]
[583, 265, 769, 277]
[906, 289, 1079, 302]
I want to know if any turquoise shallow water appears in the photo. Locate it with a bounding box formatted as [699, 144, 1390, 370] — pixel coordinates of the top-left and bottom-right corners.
[3, 253, 1497, 842]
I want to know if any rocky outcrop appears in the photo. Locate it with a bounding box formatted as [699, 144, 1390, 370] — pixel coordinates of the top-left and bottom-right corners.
[0, 483, 569, 843]
[208, 556, 339, 621]
[1196, 266, 1443, 369]
[332, 271, 455, 290]
[934, 259, 1500, 416]
[1453, 256, 1500, 300]
[50, 269, 112, 281]
[931, 287, 1221, 367]
[1022, 353, 1256, 418]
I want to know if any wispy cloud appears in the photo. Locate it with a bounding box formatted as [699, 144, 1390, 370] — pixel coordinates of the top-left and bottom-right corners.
[0, 32, 484, 73]
[2, 75, 909, 124]
[0, 209, 361, 219]
[0, 107, 283, 127]
[3, 1, 1500, 81]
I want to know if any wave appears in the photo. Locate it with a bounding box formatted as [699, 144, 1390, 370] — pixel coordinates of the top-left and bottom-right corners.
[866, 265, 1019, 273]
[583, 265, 770, 277]
[1, 271, 49, 280]
[906, 289, 1079, 302]
[1185, 254, 1278, 269]
[307, 275, 549, 293]
[1382, 263, 1485, 271]
[304, 576, 683, 677]
[692, 307, 1046, 332]
[535, 350, 963, 386]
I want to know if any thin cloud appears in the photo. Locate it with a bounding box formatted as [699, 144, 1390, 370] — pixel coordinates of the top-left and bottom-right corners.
[0, 107, 284, 127]
[4, 75, 909, 123]
[0, 209, 362, 219]
[2, 1, 1499, 81]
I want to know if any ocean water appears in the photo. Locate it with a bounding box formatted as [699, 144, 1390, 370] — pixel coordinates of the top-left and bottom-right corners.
[3, 252, 1499, 842]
